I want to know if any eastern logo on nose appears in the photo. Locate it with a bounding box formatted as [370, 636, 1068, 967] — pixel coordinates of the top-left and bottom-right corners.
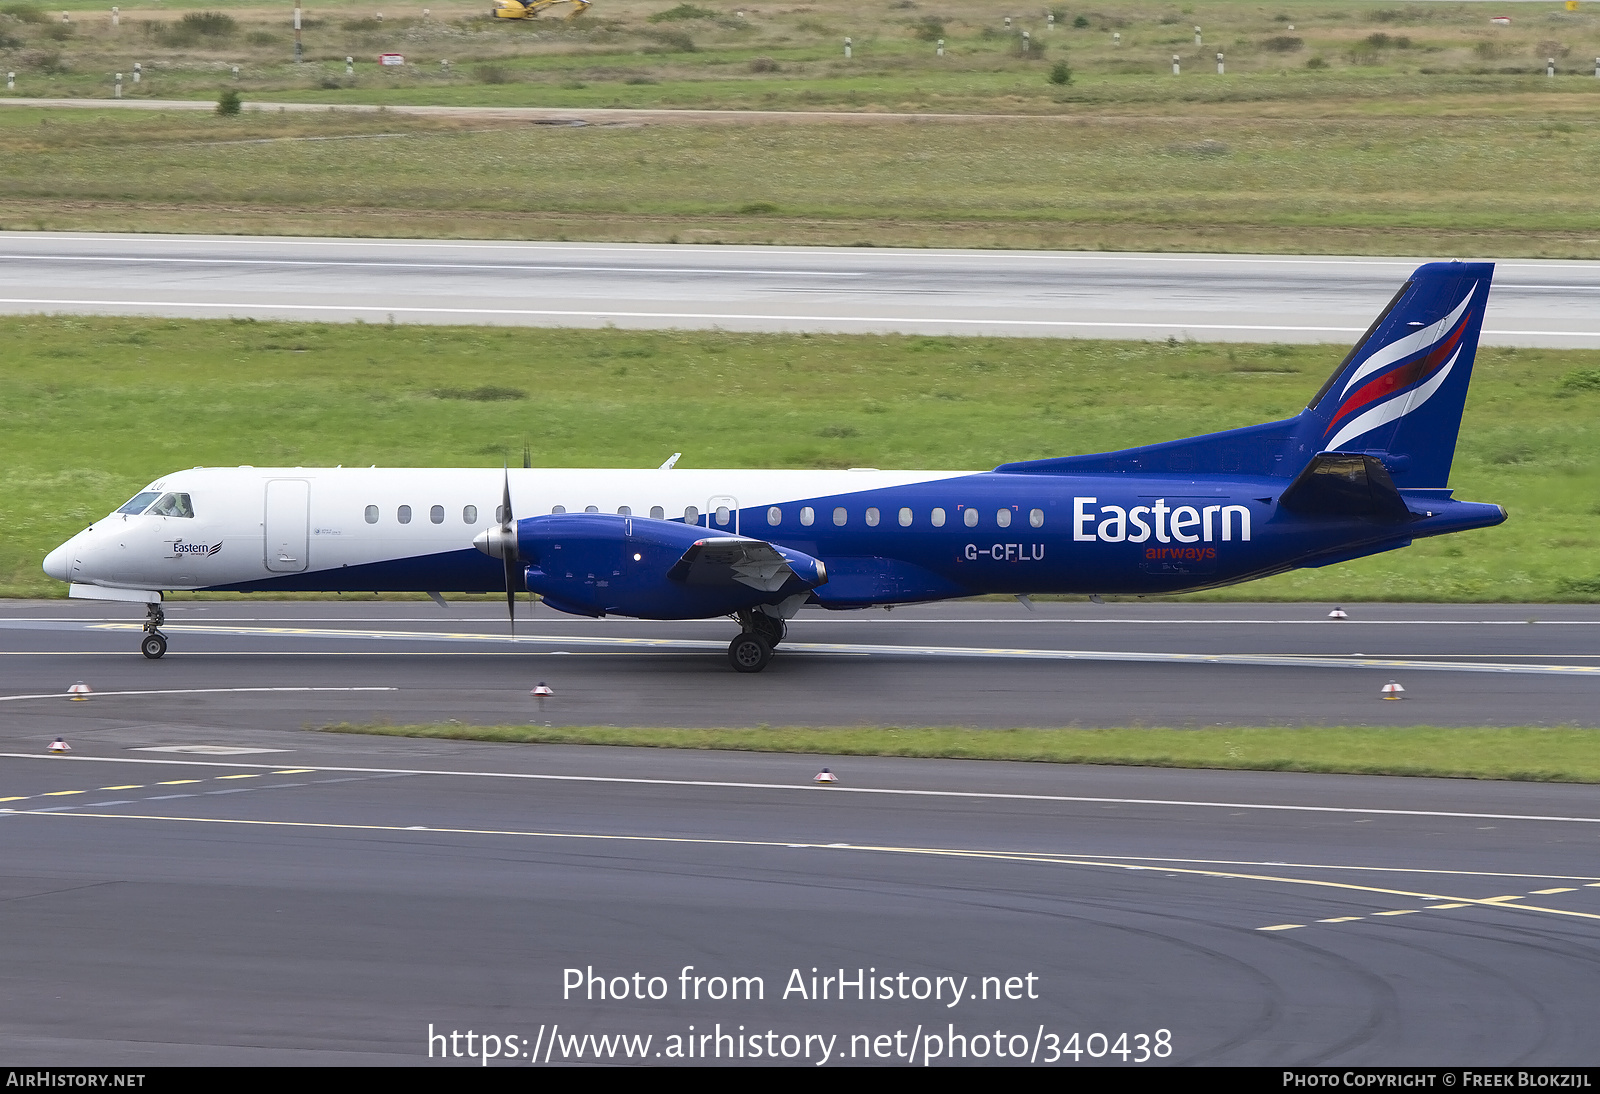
[168, 539, 223, 558]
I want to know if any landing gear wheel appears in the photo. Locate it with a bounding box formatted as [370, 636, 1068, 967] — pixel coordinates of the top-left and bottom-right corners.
[749, 613, 786, 648]
[728, 633, 772, 673]
[140, 632, 168, 660]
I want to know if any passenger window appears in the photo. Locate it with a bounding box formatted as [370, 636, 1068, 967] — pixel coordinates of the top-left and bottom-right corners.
[931, 507, 946, 528]
[1030, 508, 1044, 528]
[496, 504, 508, 523]
[149, 493, 194, 518]
[833, 507, 847, 526]
[365, 505, 379, 524]
[800, 506, 814, 527]
[898, 507, 912, 527]
[584, 505, 599, 514]
[430, 505, 445, 525]
[398, 505, 412, 524]
[865, 507, 880, 527]
[684, 506, 699, 525]
[618, 506, 632, 517]
[650, 506, 664, 519]
[767, 506, 781, 526]
[715, 506, 730, 526]
[117, 491, 161, 515]
[996, 508, 1011, 528]
[552, 505, 566, 515]
[464, 505, 478, 524]
[963, 508, 978, 528]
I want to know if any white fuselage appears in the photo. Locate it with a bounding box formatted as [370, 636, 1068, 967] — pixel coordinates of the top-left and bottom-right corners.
[46, 465, 967, 594]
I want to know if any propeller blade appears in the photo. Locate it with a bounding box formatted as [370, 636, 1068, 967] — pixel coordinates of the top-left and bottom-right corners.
[501, 468, 516, 633]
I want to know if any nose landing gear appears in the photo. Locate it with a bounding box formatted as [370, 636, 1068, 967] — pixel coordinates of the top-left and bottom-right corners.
[141, 602, 167, 659]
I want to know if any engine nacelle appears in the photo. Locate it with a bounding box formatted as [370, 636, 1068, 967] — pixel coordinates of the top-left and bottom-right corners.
[515, 513, 826, 620]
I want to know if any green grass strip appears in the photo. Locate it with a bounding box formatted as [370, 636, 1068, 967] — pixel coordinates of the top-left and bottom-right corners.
[319, 723, 1600, 783]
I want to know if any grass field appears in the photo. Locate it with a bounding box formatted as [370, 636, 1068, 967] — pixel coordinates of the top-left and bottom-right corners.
[2, 97, 1598, 254]
[6, 315, 1599, 601]
[2, 2, 1599, 253]
[323, 723, 1600, 783]
[3, 1, 1598, 110]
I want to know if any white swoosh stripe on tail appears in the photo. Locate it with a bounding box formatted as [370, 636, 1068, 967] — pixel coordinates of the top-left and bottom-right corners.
[1340, 291, 1472, 398]
[1326, 346, 1461, 453]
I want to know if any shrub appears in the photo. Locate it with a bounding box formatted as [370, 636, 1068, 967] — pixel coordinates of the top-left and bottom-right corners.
[22, 48, 65, 73]
[1560, 369, 1600, 391]
[180, 11, 236, 37]
[431, 386, 526, 401]
[910, 17, 943, 42]
[647, 3, 715, 22]
[476, 64, 510, 84]
[645, 29, 696, 52]
[748, 55, 779, 73]
[1261, 36, 1302, 52]
[1072, 15, 1088, 29]
[0, 5, 47, 24]
[216, 87, 241, 115]
[1305, 55, 1328, 70]
[1048, 60, 1071, 85]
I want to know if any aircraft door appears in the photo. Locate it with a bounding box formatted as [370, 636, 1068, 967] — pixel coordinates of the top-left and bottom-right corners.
[707, 495, 739, 535]
[264, 479, 310, 572]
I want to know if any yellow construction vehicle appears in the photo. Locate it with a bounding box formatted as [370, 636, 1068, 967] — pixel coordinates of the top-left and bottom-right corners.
[491, 0, 590, 18]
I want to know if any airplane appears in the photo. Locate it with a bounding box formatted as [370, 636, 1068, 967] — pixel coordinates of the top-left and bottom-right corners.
[43, 261, 1506, 673]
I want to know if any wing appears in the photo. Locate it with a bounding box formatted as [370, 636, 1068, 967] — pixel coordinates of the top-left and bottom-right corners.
[666, 536, 822, 593]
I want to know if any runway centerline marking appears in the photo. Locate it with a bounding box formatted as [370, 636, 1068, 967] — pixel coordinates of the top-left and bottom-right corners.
[5, 752, 1600, 827]
[10, 807, 1600, 930]
[66, 623, 1600, 677]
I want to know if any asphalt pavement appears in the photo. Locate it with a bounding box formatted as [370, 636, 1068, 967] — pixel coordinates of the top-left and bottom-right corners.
[2, 233, 1596, 345]
[4, 607, 1598, 1066]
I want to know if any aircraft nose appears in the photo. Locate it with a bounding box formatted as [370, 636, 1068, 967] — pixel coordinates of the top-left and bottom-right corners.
[43, 541, 72, 582]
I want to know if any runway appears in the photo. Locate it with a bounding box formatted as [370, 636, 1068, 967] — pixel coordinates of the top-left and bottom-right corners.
[4, 600, 1600, 1065]
[3, 232, 1598, 345]
[0, 600, 1596, 733]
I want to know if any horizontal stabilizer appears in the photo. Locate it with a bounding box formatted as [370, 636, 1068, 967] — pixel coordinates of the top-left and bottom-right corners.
[1279, 453, 1413, 522]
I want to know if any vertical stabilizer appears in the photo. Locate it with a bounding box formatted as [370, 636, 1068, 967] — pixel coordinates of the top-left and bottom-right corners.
[1298, 261, 1493, 491]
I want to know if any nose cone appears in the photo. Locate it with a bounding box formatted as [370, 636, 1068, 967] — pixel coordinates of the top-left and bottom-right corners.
[43, 541, 72, 582]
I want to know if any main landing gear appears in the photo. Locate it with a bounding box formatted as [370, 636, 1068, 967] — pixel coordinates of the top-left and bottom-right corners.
[728, 610, 786, 673]
[141, 602, 167, 660]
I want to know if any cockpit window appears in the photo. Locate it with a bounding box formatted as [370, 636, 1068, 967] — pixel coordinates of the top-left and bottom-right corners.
[116, 491, 162, 515]
[147, 492, 194, 518]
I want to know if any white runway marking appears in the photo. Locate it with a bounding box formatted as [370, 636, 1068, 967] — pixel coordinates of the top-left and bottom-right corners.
[0, 255, 864, 278]
[0, 297, 1373, 334]
[8, 806, 1600, 925]
[0, 685, 396, 703]
[9, 295, 1598, 340]
[5, 752, 1599, 826]
[81, 622, 1600, 677]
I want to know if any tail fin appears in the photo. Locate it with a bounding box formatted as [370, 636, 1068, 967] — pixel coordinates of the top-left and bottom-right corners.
[1296, 261, 1493, 491]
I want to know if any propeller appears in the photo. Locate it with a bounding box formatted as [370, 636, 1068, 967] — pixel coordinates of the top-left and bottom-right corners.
[471, 467, 521, 633]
